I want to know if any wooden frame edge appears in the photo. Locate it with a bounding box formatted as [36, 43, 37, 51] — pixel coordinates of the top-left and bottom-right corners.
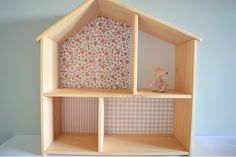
[131, 14, 138, 95]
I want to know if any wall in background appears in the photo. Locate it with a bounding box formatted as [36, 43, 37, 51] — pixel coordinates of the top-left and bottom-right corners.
[0, 0, 235, 144]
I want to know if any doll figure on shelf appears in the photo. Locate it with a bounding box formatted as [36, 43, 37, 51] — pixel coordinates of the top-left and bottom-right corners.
[151, 67, 168, 93]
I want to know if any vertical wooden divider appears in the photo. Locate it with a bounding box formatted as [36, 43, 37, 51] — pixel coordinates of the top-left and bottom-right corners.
[98, 97, 104, 152]
[131, 14, 138, 95]
[174, 40, 197, 154]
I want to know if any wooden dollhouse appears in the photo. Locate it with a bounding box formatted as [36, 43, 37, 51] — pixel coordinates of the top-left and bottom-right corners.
[37, 0, 201, 155]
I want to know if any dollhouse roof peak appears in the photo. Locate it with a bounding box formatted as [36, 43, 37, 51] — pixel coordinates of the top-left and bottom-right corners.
[36, 0, 202, 44]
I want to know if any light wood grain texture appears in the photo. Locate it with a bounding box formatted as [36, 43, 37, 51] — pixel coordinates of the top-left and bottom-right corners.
[98, 98, 104, 152]
[37, 0, 202, 44]
[44, 88, 192, 99]
[46, 133, 98, 155]
[41, 97, 54, 155]
[36, 0, 98, 42]
[45, 134, 189, 155]
[40, 37, 59, 153]
[44, 88, 132, 97]
[103, 134, 188, 155]
[189, 40, 198, 155]
[98, 0, 133, 26]
[41, 37, 59, 92]
[175, 40, 195, 94]
[53, 98, 61, 139]
[98, 0, 201, 45]
[58, 1, 99, 43]
[130, 14, 138, 94]
[173, 99, 193, 151]
[40, 37, 45, 154]
[174, 40, 197, 152]
[38, 0, 201, 155]
[99, 11, 132, 27]
[137, 89, 192, 99]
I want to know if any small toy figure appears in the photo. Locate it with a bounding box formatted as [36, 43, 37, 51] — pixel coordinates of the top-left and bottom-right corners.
[151, 67, 168, 92]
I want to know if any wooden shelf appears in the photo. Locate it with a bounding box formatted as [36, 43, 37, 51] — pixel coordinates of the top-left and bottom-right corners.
[44, 88, 132, 97]
[44, 88, 192, 98]
[46, 133, 98, 155]
[103, 134, 189, 155]
[137, 89, 192, 99]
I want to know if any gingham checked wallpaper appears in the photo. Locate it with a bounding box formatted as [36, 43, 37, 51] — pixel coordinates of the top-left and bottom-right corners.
[62, 97, 174, 134]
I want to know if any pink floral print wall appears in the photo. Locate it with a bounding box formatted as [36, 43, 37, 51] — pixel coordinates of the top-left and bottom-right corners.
[60, 16, 131, 89]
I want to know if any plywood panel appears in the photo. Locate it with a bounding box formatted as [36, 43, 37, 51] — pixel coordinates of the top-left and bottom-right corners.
[37, 0, 99, 42]
[98, 0, 201, 45]
[58, 3, 100, 43]
[137, 89, 192, 99]
[173, 99, 192, 151]
[44, 88, 132, 97]
[41, 97, 54, 154]
[44, 88, 192, 98]
[174, 40, 197, 152]
[131, 14, 138, 94]
[40, 37, 58, 153]
[175, 40, 196, 94]
[46, 133, 98, 155]
[189, 40, 197, 155]
[41, 37, 59, 92]
[37, 0, 201, 44]
[46, 134, 189, 155]
[103, 134, 188, 155]
[98, 0, 133, 26]
[98, 98, 104, 152]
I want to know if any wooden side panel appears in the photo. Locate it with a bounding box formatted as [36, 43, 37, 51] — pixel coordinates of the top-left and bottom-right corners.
[175, 40, 196, 94]
[130, 14, 138, 94]
[173, 99, 192, 151]
[174, 40, 197, 152]
[53, 98, 61, 139]
[189, 40, 197, 155]
[40, 37, 60, 154]
[42, 37, 59, 92]
[41, 97, 54, 154]
[98, 97, 104, 152]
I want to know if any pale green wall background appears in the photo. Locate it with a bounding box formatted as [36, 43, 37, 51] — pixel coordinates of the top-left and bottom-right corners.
[0, 0, 236, 144]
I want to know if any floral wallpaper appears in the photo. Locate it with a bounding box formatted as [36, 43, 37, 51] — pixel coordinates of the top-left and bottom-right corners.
[60, 16, 131, 89]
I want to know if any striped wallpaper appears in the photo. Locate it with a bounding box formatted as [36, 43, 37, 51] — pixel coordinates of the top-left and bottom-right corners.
[61, 97, 98, 133]
[61, 97, 173, 134]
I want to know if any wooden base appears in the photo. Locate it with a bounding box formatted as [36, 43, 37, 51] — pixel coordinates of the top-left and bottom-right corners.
[103, 134, 188, 155]
[46, 133, 98, 155]
[45, 133, 188, 155]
